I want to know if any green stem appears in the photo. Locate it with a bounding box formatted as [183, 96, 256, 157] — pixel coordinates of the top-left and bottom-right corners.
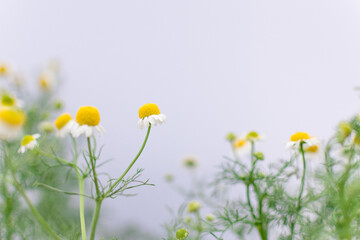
[104, 125, 152, 197]
[89, 199, 102, 240]
[72, 137, 87, 240]
[87, 137, 101, 197]
[76, 169, 87, 240]
[12, 172, 61, 240]
[290, 142, 307, 238]
[3, 144, 61, 240]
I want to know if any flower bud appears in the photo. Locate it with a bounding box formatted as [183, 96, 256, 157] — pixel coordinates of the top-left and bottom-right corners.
[254, 152, 264, 160]
[176, 229, 189, 239]
[205, 214, 215, 222]
[226, 132, 236, 142]
[187, 201, 201, 213]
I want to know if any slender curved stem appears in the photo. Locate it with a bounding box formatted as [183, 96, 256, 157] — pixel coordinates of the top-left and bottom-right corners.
[76, 169, 87, 240]
[5, 152, 62, 240]
[290, 142, 307, 238]
[88, 138, 101, 197]
[104, 125, 152, 197]
[89, 199, 102, 240]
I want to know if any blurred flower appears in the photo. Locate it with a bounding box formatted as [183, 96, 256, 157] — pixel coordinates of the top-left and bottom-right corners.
[246, 131, 264, 142]
[164, 173, 174, 182]
[138, 103, 166, 129]
[53, 100, 63, 110]
[254, 152, 264, 160]
[71, 106, 105, 138]
[0, 92, 23, 108]
[187, 201, 201, 213]
[205, 214, 215, 222]
[38, 70, 55, 91]
[304, 143, 322, 159]
[38, 121, 55, 133]
[287, 132, 318, 150]
[337, 121, 352, 143]
[0, 63, 10, 77]
[233, 137, 251, 155]
[18, 134, 40, 153]
[225, 132, 236, 142]
[0, 107, 26, 141]
[183, 157, 198, 169]
[184, 217, 191, 224]
[176, 229, 189, 239]
[54, 113, 75, 137]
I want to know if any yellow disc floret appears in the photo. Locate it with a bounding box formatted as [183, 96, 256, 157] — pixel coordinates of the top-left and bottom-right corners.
[305, 145, 318, 153]
[54, 113, 72, 130]
[290, 132, 311, 142]
[21, 135, 34, 146]
[76, 106, 100, 126]
[0, 64, 9, 76]
[234, 138, 247, 148]
[0, 108, 26, 126]
[139, 103, 160, 119]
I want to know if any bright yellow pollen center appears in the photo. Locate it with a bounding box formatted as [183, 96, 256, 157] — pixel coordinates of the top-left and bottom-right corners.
[0, 108, 26, 126]
[1, 95, 15, 106]
[54, 113, 72, 130]
[234, 138, 246, 148]
[306, 145, 318, 153]
[290, 132, 311, 142]
[76, 106, 100, 126]
[138, 103, 160, 119]
[0, 65, 8, 75]
[21, 135, 34, 146]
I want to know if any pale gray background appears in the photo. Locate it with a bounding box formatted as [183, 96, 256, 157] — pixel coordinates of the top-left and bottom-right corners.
[1, 0, 360, 238]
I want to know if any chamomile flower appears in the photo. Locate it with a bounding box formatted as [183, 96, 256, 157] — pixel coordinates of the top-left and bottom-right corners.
[38, 121, 55, 133]
[0, 107, 26, 141]
[38, 70, 55, 91]
[138, 103, 166, 129]
[233, 137, 251, 155]
[54, 113, 75, 137]
[0, 63, 10, 78]
[187, 201, 201, 213]
[287, 132, 319, 150]
[18, 134, 40, 153]
[71, 106, 105, 138]
[246, 131, 265, 142]
[304, 143, 322, 160]
[0, 92, 23, 108]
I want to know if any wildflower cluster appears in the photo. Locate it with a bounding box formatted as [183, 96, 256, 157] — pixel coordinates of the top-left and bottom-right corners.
[164, 121, 360, 240]
[0, 61, 167, 240]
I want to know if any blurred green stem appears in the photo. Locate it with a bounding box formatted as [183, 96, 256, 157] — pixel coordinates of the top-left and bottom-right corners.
[290, 142, 307, 238]
[4, 147, 61, 240]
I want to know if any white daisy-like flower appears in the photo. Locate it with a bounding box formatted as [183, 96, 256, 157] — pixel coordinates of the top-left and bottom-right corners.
[232, 137, 251, 155]
[0, 107, 26, 141]
[71, 106, 105, 138]
[0, 92, 24, 108]
[54, 113, 75, 137]
[303, 143, 322, 160]
[0, 63, 11, 79]
[286, 132, 319, 150]
[137, 103, 166, 129]
[18, 134, 40, 153]
[246, 131, 265, 142]
[38, 70, 55, 91]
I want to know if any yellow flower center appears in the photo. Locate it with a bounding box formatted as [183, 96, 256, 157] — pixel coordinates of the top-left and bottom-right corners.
[234, 138, 247, 148]
[305, 145, 318, 153]
[1, 94, 15, 106]
[54, 113, 72, 130]
[21, 135, 34, 146]
[76, 106, 100, 126]
[138, 103, 160, 119]
[0, 64, 9, 75]
[39, 73, 52, 90]
[0, 108, 26, 126]
[290, 132, 311, 142]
